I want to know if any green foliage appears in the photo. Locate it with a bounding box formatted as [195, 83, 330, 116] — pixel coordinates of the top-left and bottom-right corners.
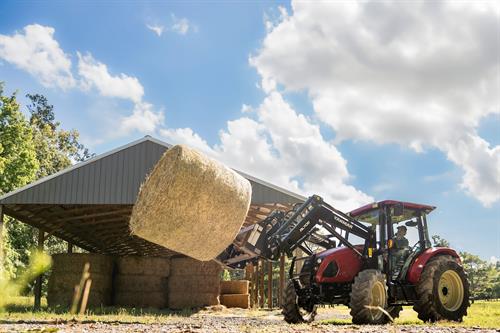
[0, 249, 51, 311]
[431, 235, 450, 247]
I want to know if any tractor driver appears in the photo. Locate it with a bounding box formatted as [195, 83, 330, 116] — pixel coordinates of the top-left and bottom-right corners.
[394, 225, 409, 249]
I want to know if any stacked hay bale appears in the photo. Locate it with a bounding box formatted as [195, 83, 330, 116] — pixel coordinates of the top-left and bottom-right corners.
[47, 253, 113, 308]
[130, 144, 252, 261]
[168, 257, 222, 309]
[113, 256, 170, 308]
[220, 280, 250, 309]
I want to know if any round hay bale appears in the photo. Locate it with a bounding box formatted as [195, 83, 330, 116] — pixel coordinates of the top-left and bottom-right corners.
[47, 272, 112, 294]
[114, 275, 167, 292]
[220, 294, 250, 309]
[113, 291, 167, 308]
[170, 257, 221, 276]
[168, 292, 220, 309]
[220, 280, 249, 295]
[168, 275, 220, 294]
[130, 145, 252, 261]
[51, 253, 113, 275]
[116, 256, 170, 276]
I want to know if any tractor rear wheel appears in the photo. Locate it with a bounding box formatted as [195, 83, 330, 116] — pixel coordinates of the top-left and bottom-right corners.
[282, 280, 317, 324]
[414, 256, 470, 322]
[349, 269, 392, 324]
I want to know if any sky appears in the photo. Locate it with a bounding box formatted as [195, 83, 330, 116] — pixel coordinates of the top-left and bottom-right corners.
[0, 1, 498, 261]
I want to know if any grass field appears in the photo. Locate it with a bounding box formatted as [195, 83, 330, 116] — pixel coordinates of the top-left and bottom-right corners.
[1, 297, 499, 329]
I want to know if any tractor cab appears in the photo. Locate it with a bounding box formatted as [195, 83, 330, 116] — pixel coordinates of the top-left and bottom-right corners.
[349, 200, 435, 281]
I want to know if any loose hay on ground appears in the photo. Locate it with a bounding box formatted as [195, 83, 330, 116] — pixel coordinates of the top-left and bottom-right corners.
[130, 145, 252, 261]
[220, 280, 249, 295]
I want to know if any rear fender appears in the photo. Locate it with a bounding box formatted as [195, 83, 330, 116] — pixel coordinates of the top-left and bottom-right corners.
[406, 247, 461, 284]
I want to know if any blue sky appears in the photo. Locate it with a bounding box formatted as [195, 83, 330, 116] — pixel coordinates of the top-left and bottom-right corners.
[0, 1, 498, 261]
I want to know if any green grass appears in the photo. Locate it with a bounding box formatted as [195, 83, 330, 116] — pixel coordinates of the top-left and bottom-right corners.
[320, 301, 500, 328]
[1, 297, 500, 329]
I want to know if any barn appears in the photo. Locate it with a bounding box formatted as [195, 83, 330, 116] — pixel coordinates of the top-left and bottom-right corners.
[0, 136, 305, 309]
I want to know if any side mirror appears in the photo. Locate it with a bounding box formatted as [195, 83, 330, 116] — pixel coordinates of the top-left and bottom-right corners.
[406, 220, 418, 227]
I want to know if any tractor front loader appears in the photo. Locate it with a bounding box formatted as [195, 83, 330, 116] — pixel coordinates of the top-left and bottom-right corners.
[216, 195, 470, 324]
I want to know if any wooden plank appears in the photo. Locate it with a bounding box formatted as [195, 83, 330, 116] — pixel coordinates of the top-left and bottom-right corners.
[268, 261, 273, 309]
[279, 254, 285, 307]
[67, 242, 73, 253]
[34, 229, 45, 310]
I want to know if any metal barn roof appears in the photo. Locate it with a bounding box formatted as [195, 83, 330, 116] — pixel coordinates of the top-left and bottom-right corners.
[0, 136, 305, 256]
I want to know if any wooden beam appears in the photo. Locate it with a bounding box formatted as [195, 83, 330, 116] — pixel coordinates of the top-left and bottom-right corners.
[259, 260, 265, 308]
[67, 241, 73, 253]
[253, 260, 259, 308]
[34, 229, 45, 310]
[268, 261, 273, 309]
[279, 254, 285, 307]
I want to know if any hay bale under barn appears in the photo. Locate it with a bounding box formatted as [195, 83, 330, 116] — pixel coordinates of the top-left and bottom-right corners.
[116, 256, 170, 276]
[220, 294, 250, 309]
[47, 253, 113, 308]
[130, 144, 252, 261]
[114, 291, 168, 308]
[170, 257, 221, 276]
[168, 292, 220, 309]
[114, 275, 168, 292]
[168, 275, 220, 294]
[220, 280, 249, 295]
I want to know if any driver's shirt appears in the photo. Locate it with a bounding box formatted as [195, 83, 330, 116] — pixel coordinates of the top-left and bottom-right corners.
[394, 237, 409, 249]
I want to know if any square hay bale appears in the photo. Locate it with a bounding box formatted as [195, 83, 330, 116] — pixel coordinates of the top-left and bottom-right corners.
[47, 289, 111, 308]
[168, 275, 220, 294]
[51, 253, 113, 275]
[48, 272, 112, 294]
[168, 292, 220, 309]
[113, 291, 168, 308]
[220, 294, 250, 309]
[130, 145, 252, 261]
[220, 280, 249, 295]
[170, 257, 221, 276]
[116, 256, 170, 276]
[114, 275, 168, 292]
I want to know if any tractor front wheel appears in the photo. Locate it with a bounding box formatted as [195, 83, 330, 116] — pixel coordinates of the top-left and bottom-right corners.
[282, 280, 317, 324]
[349, 269, 393, 324]
[414, 256, 470, 322]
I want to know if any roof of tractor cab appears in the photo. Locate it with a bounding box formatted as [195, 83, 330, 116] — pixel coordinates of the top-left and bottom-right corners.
[349, 200, 436, 218]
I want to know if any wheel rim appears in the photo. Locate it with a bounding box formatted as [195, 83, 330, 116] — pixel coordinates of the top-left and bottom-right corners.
[370, 281, 386, 320]
[438, 270, 464, 311]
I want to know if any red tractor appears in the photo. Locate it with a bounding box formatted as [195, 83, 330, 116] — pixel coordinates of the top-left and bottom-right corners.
[217, 195, 470, 324]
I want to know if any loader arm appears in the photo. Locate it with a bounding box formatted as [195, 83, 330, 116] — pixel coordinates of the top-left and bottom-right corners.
[216, 195, 376, 268]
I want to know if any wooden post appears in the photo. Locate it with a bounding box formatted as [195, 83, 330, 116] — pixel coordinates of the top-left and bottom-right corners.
[279, 254, 285, 307]
[67, 241, 73, 253]
[253, 261, 259, 308]
[259, 260, 265, 308]
[34, 229, 45, 310]
[267, 261, 273, 309]
[0, 205, 4, 274]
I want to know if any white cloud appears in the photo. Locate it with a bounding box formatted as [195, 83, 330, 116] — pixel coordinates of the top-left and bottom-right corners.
[120, 102, 164, 134]
[170, 14, 192, 35]
[146, 24, 164, 37]
[77, 52, 144, 103]
[0, 24, 75, 89]
[250, 1, 500, 206]
[161, 91, 372, 211]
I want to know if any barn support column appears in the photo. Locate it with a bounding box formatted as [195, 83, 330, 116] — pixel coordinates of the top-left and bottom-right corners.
[259, 259, 265, 308]
[279, 254, 285, 307]
[267, 261, 273, 309]
[0, 205, 4, 274]
[34, 229, 45, 310]
[67, 241, 73, 253]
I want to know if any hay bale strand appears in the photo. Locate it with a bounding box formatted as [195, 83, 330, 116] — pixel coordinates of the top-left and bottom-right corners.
[130, 145, 252, 261]
[220, 280, 249, 295]
[114, 275, 167, 292]
[116, 256, 170, 276]
[170, 257, 221, 276]
[168, 292, 220, 309]
[220, 294, 250, 309]
[168, 275, 220, 294]
[113, 291, 167, 308]
[51, 253, 113, 275]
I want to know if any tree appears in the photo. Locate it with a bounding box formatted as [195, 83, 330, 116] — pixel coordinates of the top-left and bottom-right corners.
[431, 235, 450, 247]
[0, 83, 39, 278]
[460, 251, 490, 300]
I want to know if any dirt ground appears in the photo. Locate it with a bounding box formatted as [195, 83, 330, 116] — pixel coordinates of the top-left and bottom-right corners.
[1, 308, 499, 333]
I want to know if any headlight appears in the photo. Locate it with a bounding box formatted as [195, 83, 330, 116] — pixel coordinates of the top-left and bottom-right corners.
[316, 258, 323, 264]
